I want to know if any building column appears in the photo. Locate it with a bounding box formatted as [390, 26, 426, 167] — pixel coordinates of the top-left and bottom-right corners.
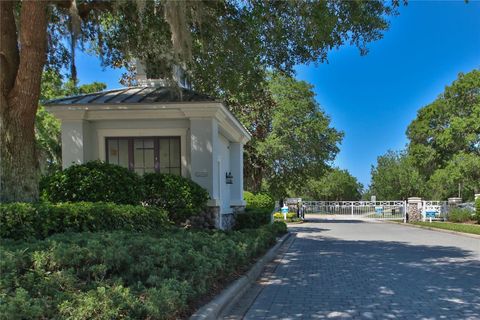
[61, 120, 89, 168]
[229, 142, 245, 207]
[190, 118, 220, 206]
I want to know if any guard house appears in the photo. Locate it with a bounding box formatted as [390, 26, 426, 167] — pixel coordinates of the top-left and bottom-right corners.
[44, 64, 251, 229]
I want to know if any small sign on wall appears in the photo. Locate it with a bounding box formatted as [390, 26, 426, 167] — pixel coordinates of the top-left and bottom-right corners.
[425, 211, 437, 218]
[195, 171, 208, 177]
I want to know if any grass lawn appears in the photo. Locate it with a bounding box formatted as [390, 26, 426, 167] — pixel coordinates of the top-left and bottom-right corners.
[409, 221, 480, 235]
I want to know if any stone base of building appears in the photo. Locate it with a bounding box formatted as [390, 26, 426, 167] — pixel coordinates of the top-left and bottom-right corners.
[186, 205, 246, 230]
[186, 206, 218, 229]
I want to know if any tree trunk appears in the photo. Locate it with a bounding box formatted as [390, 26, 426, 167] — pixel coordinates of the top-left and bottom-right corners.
[243, 144, 264, 193]
[0, 1, 48, 202]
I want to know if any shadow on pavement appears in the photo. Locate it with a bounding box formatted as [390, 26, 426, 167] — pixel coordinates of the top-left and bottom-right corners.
[245, 221, 480, 320]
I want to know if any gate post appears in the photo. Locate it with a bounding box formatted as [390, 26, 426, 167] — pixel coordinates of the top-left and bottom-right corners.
[351, 202, 354, 216]
[407, 197, 423, 222]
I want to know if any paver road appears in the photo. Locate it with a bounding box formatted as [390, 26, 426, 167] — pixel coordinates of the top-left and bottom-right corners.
[225, 216, 480, 320]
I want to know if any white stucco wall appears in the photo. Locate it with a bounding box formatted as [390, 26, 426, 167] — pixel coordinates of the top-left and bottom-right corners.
[61, 120, 90, 168]
[218, 134, 231, 214]
[51, 102, 251, 226]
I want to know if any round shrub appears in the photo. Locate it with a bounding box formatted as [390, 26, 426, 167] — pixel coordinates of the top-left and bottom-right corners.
[143, 173, 209, 223]
[243, 191, 275, 212]
[40, 161, 143, 205]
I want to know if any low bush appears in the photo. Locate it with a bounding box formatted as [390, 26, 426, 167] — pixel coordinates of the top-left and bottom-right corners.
[244, 191, 275, 212]
[235, 208, 272, 230]
[0, 202, 170, 240]
[273, 212, 299, 222]
[143, 173, 209, 223]
[448, 208, 474, 223]
[476, 198, 480, 222]
[41, 161, 143, 205]
[0, 223, 286, 319]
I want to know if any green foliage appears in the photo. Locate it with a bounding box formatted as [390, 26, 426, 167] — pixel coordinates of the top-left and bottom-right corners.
[300, 168, 363, 200]
[143, 173, 209, 223]
[370, 150, 426, 200]
[448, 208, 474, 223]
[0, 202, 169, 240]
[273, 212, 299, 222]
[252, 74, 343, 197]
[407, 70, 480, 176]
[41, 1, 400, 97]
[235, 208, 272, 230]
[476, 198, 480, 222]
[0, 224, 285, 319]
[410, 222, 480, 235]
[244, 191, 275, 212]
[426, 153, 480, 201]
[369, 70, 480, 201]
[40, 161, 143, 205]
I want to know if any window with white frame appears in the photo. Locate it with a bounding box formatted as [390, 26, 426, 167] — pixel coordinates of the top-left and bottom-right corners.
[106, 137, 181, 175]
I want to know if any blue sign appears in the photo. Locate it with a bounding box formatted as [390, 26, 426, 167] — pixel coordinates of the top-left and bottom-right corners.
[281, 207, 289, 214]
[425, 211, 437, 218]
[375, 206, 383, 215]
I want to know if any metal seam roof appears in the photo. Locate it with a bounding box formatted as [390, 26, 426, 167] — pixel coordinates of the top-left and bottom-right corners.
[44, 86, 215, 105]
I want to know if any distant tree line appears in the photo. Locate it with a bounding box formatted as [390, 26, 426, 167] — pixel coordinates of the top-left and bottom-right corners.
[368, 69, 480, 201]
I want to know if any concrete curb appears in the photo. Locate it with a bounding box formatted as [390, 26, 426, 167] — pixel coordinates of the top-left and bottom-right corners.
[383, 220, 480, 239]
[189, 232, 292, 320]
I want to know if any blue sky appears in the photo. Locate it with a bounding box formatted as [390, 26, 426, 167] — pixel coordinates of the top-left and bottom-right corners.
[74, 1, 480, 187]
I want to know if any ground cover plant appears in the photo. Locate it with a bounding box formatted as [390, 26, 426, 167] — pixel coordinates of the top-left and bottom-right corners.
[410, 221, 480, 235]
[0, 222, 287, 319]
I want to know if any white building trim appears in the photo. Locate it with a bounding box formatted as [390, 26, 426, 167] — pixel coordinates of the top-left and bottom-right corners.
[96, 128, 188, 177]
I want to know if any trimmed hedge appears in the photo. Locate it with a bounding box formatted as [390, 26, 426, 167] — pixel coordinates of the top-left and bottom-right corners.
[0, 222, 287, 319]
[0, 202, 170, 240]
[243, 191, 275, 212]
[143, 173, 209, 223]
[235, 208, 272, 230]
[41, 161, 143, 205]
[41, 162, 210, 223]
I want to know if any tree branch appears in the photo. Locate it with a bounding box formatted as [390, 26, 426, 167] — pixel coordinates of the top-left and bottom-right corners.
[53, 0, 113, 20]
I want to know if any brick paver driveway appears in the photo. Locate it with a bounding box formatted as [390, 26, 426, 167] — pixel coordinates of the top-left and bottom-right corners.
[225, 215, 480, 320]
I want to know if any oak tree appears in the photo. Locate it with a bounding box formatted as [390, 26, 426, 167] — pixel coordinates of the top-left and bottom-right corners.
[0, 0, 400, 202]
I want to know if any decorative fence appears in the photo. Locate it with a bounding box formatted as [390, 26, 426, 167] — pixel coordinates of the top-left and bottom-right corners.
[418, 201, 449, 221]
[302, 200, 450, 221]
[303, 201, 407, 220]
